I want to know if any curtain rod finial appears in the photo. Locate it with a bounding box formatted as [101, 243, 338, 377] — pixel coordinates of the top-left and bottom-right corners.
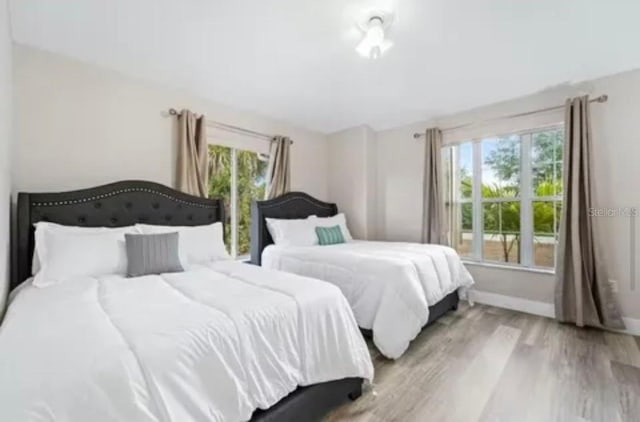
[598, 94, 608, 103]
[413, 133, 422, 139]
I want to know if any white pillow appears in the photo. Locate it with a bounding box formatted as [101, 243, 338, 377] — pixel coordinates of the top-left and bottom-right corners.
[265, 217, 317, 247]
[32, 222, 139, 275]
[33, 229, 133, 287]
[136, 222, 230, 266]
[310, 213, 353, 241]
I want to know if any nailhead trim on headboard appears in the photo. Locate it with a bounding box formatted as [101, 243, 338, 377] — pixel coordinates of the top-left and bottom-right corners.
[250, 192, 338, 266]
[31, 188, 218, 209]
[259, 196, 334, 210]
[15, 181, 225, 293]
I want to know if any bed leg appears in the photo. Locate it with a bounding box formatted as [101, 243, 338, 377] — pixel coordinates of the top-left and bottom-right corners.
[348, 390, 362, 401]
[351, 379, 376, 401]
[451, 299, 459, 311]
[348, 386, 363, 401]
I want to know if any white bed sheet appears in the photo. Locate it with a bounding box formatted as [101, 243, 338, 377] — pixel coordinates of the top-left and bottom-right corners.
[0, 262, 373, 422]
[262, 241, 474, 359]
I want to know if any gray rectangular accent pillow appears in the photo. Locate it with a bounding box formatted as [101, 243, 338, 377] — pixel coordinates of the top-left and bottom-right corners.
[125, 232, 184, 277]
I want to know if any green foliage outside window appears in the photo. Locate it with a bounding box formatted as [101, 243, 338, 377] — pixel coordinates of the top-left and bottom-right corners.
[456, 129, 563, 264]
[208, 145, 268, 257]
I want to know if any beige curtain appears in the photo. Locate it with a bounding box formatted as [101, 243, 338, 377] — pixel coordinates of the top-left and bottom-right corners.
[176, 109, 209, 197]
[442, 147, 456, 247]
[554, 96, 624, 329]
[422, 128, 447, 244]
[265, 136, 291, 199]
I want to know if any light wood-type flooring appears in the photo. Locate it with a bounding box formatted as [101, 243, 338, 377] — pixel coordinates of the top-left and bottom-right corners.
[326, 303, 640, 422]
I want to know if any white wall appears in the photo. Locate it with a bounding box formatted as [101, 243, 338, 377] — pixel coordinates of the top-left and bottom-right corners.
[326, 126, 376, 240]
[13, 45, 328, 200]
[0, 0, 12, 318]
[375, 70, 640, 319]
[363, 125, 377, 240]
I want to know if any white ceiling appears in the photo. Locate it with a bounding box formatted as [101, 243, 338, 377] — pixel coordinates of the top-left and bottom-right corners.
[9, 0, 640, 133]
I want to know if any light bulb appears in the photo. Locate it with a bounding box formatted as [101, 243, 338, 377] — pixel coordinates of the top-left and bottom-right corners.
[370, 45, 381, 60]
[356, 16, 388, 59]
[365, 20, 384, 46]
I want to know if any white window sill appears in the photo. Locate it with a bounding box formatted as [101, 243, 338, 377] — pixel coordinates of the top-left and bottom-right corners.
[461, 259, 555, 275]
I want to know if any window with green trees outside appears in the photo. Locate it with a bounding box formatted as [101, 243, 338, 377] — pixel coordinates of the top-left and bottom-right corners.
[208, 145, 269, 258]
[443, 126, 563, 269]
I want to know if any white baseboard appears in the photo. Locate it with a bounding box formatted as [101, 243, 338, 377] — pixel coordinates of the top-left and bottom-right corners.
[621, 318, 640, 337]
[471, 290, 640, 337]
[471, 290, 555, 318]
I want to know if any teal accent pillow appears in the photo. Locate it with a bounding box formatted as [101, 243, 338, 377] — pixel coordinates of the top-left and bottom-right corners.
[315, 225, 345, 245]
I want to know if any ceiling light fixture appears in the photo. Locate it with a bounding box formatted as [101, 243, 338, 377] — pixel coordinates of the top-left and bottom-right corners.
[356, 13, 393, 59]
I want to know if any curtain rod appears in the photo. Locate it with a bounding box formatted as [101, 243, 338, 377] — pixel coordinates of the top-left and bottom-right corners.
[413, 94, 608, 139]
[167, 108, 293, 144]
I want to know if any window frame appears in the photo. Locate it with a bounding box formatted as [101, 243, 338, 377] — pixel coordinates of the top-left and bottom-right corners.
[207, 141, 269, 260]
[447, 123, 563, 271]
[230, 148, 239, 258]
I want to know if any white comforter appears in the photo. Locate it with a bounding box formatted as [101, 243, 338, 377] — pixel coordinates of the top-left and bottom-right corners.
[0, 261, 373, 422]
[263, 241, 474, 359]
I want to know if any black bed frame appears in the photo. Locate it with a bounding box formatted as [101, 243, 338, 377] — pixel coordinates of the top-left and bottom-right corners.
[251, 192, 460, 332]
[13, 180, 363, 422]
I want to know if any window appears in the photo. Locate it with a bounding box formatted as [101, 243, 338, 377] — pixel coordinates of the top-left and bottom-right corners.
[444, 126, 563, 270]
[208, 145, 269, 258]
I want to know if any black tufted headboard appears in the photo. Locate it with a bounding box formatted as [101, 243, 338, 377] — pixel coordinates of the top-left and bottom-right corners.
[250, 192, 337, 266]
[13, 180, 224, 291]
